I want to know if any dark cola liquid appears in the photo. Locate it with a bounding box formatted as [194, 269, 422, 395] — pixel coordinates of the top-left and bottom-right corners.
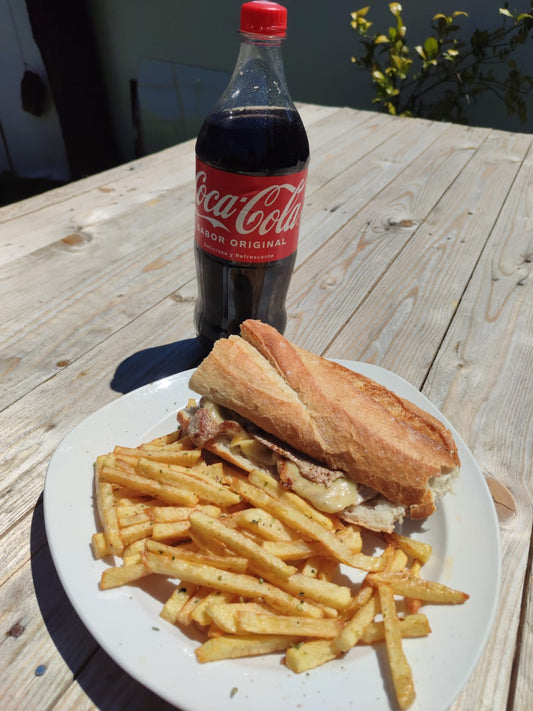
[194, 106, 309, 348]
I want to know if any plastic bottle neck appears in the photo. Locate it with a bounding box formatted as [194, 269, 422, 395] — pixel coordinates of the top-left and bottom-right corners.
[214, 31, 294, 111]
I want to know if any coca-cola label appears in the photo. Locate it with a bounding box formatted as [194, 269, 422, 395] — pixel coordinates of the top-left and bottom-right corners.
[195, 160, 308, 263]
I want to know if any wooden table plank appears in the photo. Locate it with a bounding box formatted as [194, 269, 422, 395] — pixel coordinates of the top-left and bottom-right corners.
[297, 115, 449, 264]
[303, 108, 402, 196]
[324, 129, 532, 383]
[0, 190, 196, 411]
[515, 573, 533, 711]
[1, 542, 97, 710]
[287, 121, 490, 358]
[0, 141, 194, 266]
[420, 139, 533, 711]
[0, 103, 338, 267]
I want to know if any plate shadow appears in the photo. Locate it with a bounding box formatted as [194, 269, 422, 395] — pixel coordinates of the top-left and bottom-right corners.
[31, 496, 177, 710]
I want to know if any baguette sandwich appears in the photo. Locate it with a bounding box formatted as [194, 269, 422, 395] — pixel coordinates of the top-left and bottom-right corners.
[178, 320, 460, 533]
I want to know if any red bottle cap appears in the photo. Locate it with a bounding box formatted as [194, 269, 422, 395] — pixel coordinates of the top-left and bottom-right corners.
[240, 1, 287, 37]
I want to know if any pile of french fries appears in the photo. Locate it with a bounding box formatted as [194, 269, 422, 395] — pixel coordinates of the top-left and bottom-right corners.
[92, 403, 469, 710]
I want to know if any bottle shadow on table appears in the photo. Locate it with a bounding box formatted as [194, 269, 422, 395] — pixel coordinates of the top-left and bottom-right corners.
[110, 337, 208, 394]
[31, 497, 177, 710]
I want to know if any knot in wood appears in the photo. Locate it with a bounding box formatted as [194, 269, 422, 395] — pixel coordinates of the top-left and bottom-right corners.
[62, 232, 92, 248]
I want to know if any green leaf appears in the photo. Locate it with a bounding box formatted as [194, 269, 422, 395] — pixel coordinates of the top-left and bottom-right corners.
[499, 8, 513, 18]
[423, 36, 439, 58]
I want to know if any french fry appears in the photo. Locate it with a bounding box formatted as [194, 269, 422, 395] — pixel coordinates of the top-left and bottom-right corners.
[300, 556, 323, 578]
[144, 539, 248, 573]
[95, 480, 124, 556]
[114, 445, 202, 467]
[367, 571, 469, 604]
[176, 586, 212, 627]
[100, 464, 198, 506]
[231, 476, 381, 570]
[235, 611, 341, 639]
[386, 532, 432, 564]
[284, 639, 340, 673]
[360, 613, 431, 644]
[334, 592, 379, 652]
[99, 563, 149, 590]
[189, 511, 297, 579]
[117, 510, 152, 527]
[145, 431, 182, 446]
[160, 583, 197, 624]
[120, 521, 154, 545]
[390, 548, 409, 572]
[149, 504, 221, 522]
[188, 528, 228, 557]
[190, 590, 234, 627]
[207, 602, 276, 633]
[336, 526, 363, 554]
[91, 532, 111, 559]
[117, 503, 221, 526]
[143, 552, 325, 618]
[116, 502, 151, 516]
[92, 421, 468, 702]
[378, 583, 416, 710]
[315, 556, 340, 582]
[196, 461, 230, 485]
[114, 493, 158, 506]
[195, 635, 300, 663]
[233, 508, 297, 541]
[257, 570, 351, 611]
[137, 459, 241, 507]
[405, 559, 423, 614]
[149, 521, 190, 542]
[262, 539, 325, 561]
[122, 538, 148, 565]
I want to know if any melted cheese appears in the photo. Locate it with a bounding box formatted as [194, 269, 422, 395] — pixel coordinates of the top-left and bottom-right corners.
[285, 464, 359, 513]
[237, 439, 277, 467]
[202, 398, 359, 513]
[202, 400, 225, 424]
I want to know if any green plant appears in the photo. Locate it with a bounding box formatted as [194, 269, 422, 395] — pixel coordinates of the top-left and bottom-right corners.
[350, 2, 533, 123]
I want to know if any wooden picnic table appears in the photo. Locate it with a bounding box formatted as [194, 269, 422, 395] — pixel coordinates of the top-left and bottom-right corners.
[0, 103, 531, 710]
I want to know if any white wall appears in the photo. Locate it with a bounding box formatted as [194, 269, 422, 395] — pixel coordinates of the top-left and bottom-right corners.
[0, 0, 69, 180]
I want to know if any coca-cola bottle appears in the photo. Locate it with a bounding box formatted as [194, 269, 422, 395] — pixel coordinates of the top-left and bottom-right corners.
[194, 0, 309, 348]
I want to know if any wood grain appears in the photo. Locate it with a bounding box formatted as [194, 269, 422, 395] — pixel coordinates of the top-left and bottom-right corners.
[0, 105, 531, 711]
[423, 137, 533, 711]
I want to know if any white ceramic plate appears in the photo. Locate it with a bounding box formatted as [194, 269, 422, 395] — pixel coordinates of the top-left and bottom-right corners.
[44, 362, 501, 711]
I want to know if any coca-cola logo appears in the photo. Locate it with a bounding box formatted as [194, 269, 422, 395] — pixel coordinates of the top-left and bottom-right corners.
[195, 160, 307, 263]
[196, 170, 305, 236]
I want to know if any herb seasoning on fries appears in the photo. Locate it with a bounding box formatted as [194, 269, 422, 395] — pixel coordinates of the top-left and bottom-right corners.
[92, 411, 468, 710]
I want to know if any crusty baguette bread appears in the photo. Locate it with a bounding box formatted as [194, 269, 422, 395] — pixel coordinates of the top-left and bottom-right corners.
[188, 320, 460, 517]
